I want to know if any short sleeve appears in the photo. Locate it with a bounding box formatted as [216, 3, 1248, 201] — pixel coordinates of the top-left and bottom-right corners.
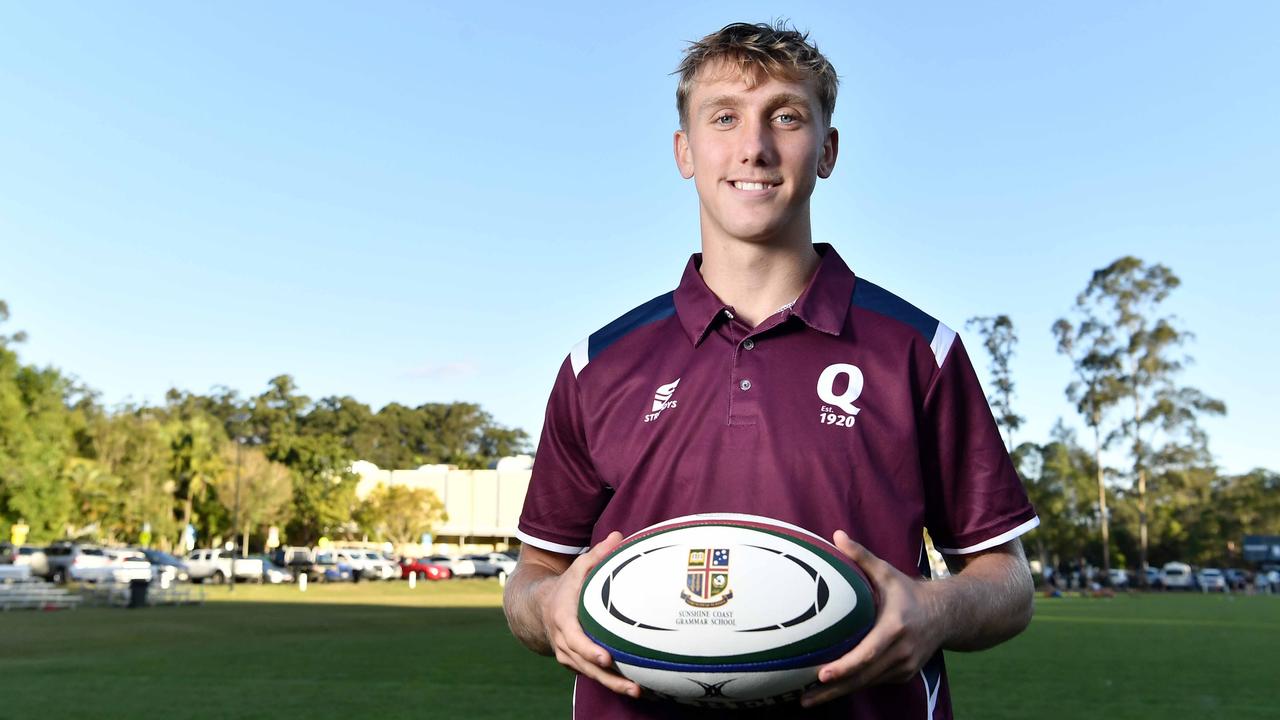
[516, 355, 611, 555]
[920, 336, 1039, 554]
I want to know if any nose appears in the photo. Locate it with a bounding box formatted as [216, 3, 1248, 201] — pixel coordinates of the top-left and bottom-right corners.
[738, 117, 776, 166]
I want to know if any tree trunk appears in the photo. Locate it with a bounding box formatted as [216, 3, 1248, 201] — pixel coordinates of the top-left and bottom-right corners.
[1093, 416, 1111, 583]
[1138, 466, 1148, 582]
[242, 525, 250, 557]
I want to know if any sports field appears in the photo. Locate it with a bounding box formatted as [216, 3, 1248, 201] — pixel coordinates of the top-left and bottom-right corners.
[0, 583, 1275, 719]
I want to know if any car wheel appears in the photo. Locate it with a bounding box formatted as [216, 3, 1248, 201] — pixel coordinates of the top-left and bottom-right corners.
[212, 571, 227, 585]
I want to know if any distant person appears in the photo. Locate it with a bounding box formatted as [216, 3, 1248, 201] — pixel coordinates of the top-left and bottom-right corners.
[503, 21, 1038, 719]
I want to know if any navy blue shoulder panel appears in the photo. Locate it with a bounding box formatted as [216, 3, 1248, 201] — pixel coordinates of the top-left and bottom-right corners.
[588, 291, 676, 362]
[851, 278, 939, 342]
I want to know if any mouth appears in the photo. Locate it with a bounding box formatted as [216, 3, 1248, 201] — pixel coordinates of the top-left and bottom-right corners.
[730, 180, 781, 191]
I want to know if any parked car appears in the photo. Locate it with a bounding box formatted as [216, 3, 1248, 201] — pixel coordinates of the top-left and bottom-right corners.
[1223, 568, 1249, 591]
[466, 553, 517, 579]
[72, 549, 152, 584]
[250, 556, 294, 584]
[271, 546, 321, 582]
[1160, 562, 1195, 590]
[1196, 568, 1228, 592]
[331, 549, 381, 581]
[44, 543, 109, 584]
[353, 550, 400, 581]
[137, 549, 190, 584]
[1107, 568, 1130, 589]
[14, 546, 50, 578]
[427, 554, 476, 578]
[399, 557, 452, 581]
[185, 548, 264, 584]
[464, 554, 504, 578]
[310, 549, 354, 582]
[1144, 566, 1162, 589]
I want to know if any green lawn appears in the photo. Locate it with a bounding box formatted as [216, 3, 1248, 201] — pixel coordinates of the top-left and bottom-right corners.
[1, 583, 1276, 719]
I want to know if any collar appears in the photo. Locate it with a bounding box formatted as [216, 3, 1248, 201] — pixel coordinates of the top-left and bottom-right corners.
[673, 243, 856, 345]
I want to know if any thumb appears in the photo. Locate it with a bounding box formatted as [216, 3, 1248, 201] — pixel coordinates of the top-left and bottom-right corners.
[574, 531, 624, 573]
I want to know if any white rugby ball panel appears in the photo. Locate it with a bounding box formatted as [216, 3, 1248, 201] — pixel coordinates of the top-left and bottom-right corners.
[579, 516, 875, 672]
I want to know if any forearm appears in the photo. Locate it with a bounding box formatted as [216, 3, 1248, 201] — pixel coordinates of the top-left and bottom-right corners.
[502, 562, 559, 655]
[930, 545, 1034, 652]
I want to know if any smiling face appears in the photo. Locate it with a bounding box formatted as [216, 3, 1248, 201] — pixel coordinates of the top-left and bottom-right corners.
[674, 60, 838, 247]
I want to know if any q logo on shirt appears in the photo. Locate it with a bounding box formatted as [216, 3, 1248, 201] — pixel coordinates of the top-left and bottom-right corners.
[817, 363, 864, 427]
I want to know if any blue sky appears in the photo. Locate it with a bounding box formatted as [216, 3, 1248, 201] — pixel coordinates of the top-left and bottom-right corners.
[2, 3, 1276, 474]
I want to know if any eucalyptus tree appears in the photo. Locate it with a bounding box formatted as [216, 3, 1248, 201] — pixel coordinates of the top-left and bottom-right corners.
[1057, 257, 1224, 581]
[966, 315, 1023, 450]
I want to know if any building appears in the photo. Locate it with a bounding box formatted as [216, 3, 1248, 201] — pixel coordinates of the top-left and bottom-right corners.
[350, 455, 532, 554]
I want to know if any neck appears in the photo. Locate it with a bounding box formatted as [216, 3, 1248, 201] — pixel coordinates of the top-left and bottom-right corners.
[699, 234, 820, 328]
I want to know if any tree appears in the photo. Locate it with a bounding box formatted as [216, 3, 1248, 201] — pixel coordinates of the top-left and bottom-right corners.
[1014, 422, 1098, 575]
[966, 315, 1023, 449]
[0, 301, 77, 542]
[1053, 304, 1123, 580]
[357, 483, 447, 545]
[210, 441, 292, 552]
[1057, 257, 1225, 581]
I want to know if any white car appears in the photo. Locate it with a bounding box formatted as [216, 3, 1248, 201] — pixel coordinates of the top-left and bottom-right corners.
[1196, 568, 1227, 592]
[427, 555, 476, 578]
[483, 553, 517, 578]
[72, 549, 152, 584]
[354, 551, 399, 581]
[185, 549, 264, 583]
[1160, 562, 1195, 590]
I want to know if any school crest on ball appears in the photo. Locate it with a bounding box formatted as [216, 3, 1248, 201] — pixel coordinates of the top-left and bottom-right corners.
[681, 548, 733, 608]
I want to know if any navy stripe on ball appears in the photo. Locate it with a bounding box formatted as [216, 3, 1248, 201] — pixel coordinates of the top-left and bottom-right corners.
[586, 628, 870, 674]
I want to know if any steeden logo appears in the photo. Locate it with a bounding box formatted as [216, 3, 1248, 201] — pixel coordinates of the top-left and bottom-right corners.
[643, 378, 680, 423]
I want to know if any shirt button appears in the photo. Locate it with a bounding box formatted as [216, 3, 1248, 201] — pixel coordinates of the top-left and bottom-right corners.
[742, 339, 755, 351]
[739, 379, 752, 391]
[724, 310, 735, 320]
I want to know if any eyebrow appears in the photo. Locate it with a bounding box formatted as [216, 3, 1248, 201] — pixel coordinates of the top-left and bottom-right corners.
[698, 92, 814, 115]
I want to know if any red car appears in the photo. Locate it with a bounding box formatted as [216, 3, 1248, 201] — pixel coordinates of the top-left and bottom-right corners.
[399, 557, 452, 580]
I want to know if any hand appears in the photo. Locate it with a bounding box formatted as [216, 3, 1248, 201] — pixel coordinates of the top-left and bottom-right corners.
[801, 530, 945, 708]
[541, 531, 642, 699]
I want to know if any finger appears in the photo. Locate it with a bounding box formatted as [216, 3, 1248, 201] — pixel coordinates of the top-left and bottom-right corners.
[801, 676, 856, 708]
[559, 642, 641, 697]
[832, 530, 894, 581]
[815, 620, 894, 686]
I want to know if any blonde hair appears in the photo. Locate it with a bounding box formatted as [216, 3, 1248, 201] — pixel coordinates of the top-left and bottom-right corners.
[675, 21, 838, 129]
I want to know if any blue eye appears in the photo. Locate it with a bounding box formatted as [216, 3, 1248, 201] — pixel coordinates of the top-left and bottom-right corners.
[776, 114, 796, 124]
[715, 114, 734, 125]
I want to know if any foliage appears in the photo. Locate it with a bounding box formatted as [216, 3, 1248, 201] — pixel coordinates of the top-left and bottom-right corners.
[0, 300, 528, 551]
[967, 314, 1024, 449]
[356, 483, 448, 545]
[1059, 257, 1225, 576]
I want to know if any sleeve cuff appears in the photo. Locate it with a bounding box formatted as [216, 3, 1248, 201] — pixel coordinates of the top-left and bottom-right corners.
[937, 516, 1040, 555]
[516, 528, 589, 555]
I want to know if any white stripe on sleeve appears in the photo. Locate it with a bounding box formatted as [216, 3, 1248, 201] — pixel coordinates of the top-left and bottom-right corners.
[938, 516, 1041, 555]
[516, 529, 589, 555]
[930, 322, 957, 368]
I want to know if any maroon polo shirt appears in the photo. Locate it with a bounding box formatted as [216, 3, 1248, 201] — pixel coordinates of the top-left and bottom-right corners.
[518, 244, 1038, 720]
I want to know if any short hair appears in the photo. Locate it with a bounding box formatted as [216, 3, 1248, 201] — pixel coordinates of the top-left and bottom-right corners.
[675, 21, 839, 129]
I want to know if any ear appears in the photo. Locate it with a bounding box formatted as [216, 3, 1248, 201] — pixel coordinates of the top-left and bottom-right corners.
[817, 126, 839, 179]
[674, 129, 695, 179]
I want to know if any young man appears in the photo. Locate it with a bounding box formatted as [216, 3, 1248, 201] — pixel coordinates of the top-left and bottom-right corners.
[504, 22, 1038, 719]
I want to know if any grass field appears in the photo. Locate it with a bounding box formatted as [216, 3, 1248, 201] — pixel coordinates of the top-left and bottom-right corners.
[1, 582, 1276, 719]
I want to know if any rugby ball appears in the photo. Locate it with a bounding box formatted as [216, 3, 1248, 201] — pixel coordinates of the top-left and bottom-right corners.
[578, 513, 876, 708]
